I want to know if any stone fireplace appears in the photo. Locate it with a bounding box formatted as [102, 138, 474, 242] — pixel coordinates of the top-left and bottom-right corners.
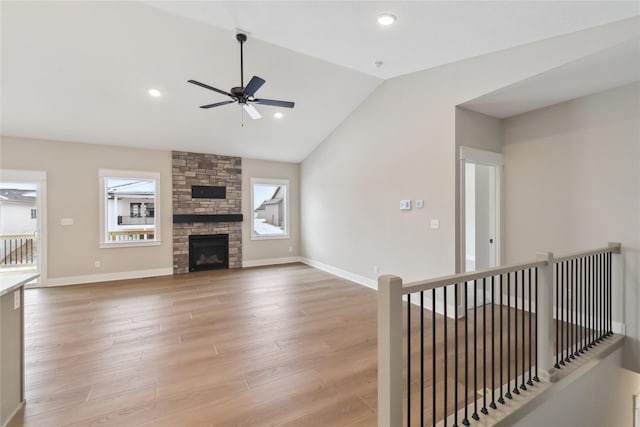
[172, 151, 242, 274]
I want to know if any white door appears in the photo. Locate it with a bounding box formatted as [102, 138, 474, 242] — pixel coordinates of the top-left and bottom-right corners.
[460, 147, 503, 306]
[0, 170, 47, 284]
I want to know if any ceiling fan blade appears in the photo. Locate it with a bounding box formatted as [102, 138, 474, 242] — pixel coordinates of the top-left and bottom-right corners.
[254, 98, 295, 108]
[188, 80, 234, 97]
[200, 100, 236, 109]
[244, 76, 266, 97]
[242, 103, 262, 120]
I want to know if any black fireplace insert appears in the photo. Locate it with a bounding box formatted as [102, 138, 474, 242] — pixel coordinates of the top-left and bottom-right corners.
[189, 234, 229, 272]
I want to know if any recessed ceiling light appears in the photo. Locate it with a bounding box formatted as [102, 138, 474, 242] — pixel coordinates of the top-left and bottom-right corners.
[148, 89, 161, 97]
[274, 112, 283, 119]
[377, 13, 396, 26]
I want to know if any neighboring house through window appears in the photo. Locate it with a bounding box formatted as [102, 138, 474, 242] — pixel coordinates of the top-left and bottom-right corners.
[251, 178, 289, 239]
[99, 169, 160, 247]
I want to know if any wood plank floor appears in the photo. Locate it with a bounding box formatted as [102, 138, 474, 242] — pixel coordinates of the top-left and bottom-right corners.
[8, 263, 551, 426]
[9, 264, 381, 427]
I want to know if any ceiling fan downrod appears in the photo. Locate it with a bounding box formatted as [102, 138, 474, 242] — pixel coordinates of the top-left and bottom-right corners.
[236, 33, 247, 90]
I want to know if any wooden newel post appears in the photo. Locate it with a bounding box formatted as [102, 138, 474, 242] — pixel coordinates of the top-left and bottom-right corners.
[535, 252, 558, 382]
[378, 275, 404, 427]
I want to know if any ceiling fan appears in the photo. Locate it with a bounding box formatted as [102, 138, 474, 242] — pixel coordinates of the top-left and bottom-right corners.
[188, 33, 295, 120]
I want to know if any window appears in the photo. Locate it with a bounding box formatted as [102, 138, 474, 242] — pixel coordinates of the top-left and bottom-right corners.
[251, 178, 289, 240]
[99, 169, 160, 247]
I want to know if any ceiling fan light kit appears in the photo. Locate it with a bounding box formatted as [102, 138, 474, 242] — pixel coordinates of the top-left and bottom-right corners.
[188, 33, 295, 120]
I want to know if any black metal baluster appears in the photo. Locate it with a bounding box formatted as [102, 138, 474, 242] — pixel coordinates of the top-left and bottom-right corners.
[565, 261, 570, 363]
[444, 287, 448, 427]
[520, 270, 526, 391]
[584, 256, 588, 350]
[600, 253, 604, 341]
[482, 278, 488, 415]
[576, 258, 581, 356]
[528, 268, 533, 386]
[571, 259, 575, 359]
[555, 263, 560, 367]
[560, 262, 566, 366]
[490, 276, 497, 409]
[596, 254, 600, 342]
[589, 255, 594, 348]
[579, 257, 584, 354]
[20, 238, 24, 264]
[534, 268, 540, 382]
[506, 273, 512, 400]
[513, 272, 520, 394]
[455, 283, 459, 427]
[608, 252, 612, 335]
[9, 240, 13, 264]
[3, 240, 7, 265]
[473, 280, 479, 420]
[408, 293, 411, 427]
[419, 292, 423, 427]
[463, 282, 470, 426]
[498, 274, 505, 405]
[433, 288, 437, 427]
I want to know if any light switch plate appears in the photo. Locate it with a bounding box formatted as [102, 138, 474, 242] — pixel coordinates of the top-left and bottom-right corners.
[61, 218, 74, 226]
[400, 200, 411, 210]
[415, 200, 424, 208]
[430, 219, 440, 229]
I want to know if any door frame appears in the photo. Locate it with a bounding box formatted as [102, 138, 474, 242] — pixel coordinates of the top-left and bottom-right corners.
[458, 146, 503, 274]
[0, 169, 48, 284]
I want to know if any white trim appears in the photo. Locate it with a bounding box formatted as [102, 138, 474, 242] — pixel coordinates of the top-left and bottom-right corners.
[242, 256, 302, 268]
[301, 257, 377, 290]
[459, 146, 503, 273]
[460, 146, 504, 165]
[40, 267, 172, 287]
[250, 177, 290, 240]
[98, 169, 161, 247]
[0, 169, 48, 285]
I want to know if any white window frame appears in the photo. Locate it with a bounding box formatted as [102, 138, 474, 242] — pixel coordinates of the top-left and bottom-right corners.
[250, 177, 290, 240]
[99, 169, 161, 248]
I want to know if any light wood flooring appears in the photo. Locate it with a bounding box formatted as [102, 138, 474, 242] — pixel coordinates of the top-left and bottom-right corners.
[8, 263, 551, 427]
[10, 264, 380, 427]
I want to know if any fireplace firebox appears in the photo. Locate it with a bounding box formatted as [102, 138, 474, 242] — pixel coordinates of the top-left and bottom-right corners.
[189, 234, 229, 272]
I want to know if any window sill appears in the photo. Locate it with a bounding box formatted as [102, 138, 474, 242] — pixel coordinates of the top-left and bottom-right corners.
[99, 240, 161, 249]
[250, 235, 290, 241]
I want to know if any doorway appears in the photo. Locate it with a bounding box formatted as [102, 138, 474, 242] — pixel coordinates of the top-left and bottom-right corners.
[460, 147, 503, 305]
[0, 170, 47, 284]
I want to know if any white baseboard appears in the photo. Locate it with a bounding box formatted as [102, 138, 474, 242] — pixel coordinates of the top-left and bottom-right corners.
[41, 268, 173, 287]
[300, 257, 377, 290]
[242, 256, 302, 268]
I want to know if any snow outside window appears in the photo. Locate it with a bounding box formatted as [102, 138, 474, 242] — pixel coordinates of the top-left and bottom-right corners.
[251, 178, 289, 240]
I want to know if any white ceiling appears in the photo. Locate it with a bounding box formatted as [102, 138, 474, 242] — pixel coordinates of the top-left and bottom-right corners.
[461, 37, 640, 118]
[2, 1, 639, 162]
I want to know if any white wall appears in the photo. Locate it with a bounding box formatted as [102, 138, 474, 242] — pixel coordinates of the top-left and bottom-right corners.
[0, 136, 173, 284]
[241, 158, 300, 266]
[510, 348, 640, 427]
[502, 82, 640, 372]
[301, 17, 639, 284]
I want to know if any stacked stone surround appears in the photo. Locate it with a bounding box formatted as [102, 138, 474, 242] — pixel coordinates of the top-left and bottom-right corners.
[172, 151, 242, 274]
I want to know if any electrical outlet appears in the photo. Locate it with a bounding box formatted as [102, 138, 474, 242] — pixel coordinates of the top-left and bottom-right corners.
[94, 261, 101, 268]
[288, 246, 293, 253]
[373, 265, 379, 275]
[430, 219, 440, 229]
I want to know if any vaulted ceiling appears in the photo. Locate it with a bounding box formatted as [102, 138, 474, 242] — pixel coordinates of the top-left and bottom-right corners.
[2, 1, 638, 162]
